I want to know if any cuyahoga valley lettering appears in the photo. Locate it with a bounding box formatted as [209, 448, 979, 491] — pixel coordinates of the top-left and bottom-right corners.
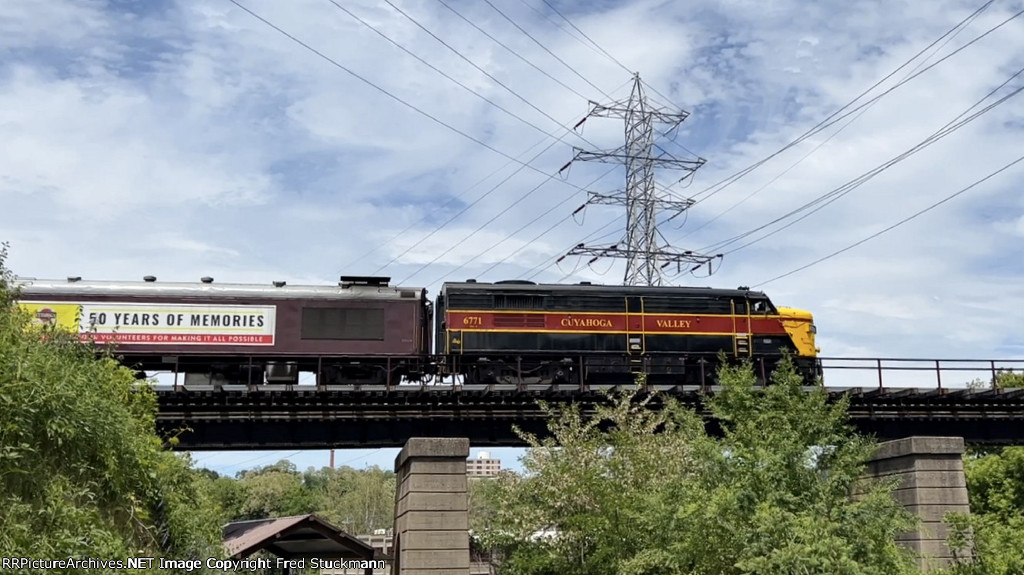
[560, 317, 613, 328]
[655, 319, 692, 329]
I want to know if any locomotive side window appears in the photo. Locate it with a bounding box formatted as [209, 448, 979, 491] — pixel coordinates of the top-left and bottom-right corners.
[301, 307, 385, 340]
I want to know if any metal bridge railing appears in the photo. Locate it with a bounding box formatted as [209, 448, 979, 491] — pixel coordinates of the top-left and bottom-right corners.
[817, 357, 1024, 390]
[145, 356, 1024, 392]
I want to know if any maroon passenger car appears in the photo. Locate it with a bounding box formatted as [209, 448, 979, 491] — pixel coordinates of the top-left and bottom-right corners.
[16, 275, 431, 386]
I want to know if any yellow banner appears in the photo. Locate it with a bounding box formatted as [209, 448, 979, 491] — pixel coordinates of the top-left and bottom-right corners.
[20, 302, 82, 331]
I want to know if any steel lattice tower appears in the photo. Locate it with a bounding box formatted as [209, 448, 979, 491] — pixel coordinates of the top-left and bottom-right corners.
[564, 73, 719, 286]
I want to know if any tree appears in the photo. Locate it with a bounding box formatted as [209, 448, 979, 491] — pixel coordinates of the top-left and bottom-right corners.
[0, 244, 223, 572]
[478, 357, 921, 575]
[964, 370, 1024, 390]
[943, 447, 1024, 575]
[469, 476, 501, 534]
[313, 465, 396, 534]
[232, 460, 319, 520]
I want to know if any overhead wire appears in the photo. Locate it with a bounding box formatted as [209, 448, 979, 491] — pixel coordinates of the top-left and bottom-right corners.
[368, 77, 637, 276]
[396, 161, 615, 283]
[701, 67, 1024, 255]
[480, 0, 613, 98]
[496, 1, 1017, 283]
[343, 77, 633, 272]
[327, 0, 642, 275]
[419, 164, 621, 285]
[753, 156, 1024, 287]
[376, 135, 567, 276]
[228, 0, 635, 276]
[379, 0, 590, 134]
[680, 0, 1013, 206]
[432, 0, 592, 102]
[324, 0, 565, 139]
[522, 0, 682, 109]
[389, 1, 704, 280]
[677, 1, 992, 240]
[226, 0, 580, 183]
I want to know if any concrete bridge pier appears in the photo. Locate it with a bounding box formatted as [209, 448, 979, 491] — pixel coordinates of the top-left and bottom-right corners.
[391, 437, 471, 575]
[862, 436, 971, 571]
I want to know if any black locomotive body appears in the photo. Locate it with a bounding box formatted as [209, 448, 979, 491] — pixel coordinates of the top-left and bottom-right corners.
[436, 280, 820, 385]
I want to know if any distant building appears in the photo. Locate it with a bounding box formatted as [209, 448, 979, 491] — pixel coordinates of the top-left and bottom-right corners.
[466, 451, 501, 478]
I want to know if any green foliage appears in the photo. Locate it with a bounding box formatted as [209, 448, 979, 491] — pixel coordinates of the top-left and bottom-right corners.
[197, 460, 396, 535]
[942, 447, 1024, 575]
[0, 245, 223, 572]
[964, 370, 1024, 390]
[477, 356, 920, 575]
[310, 465, 395, 534]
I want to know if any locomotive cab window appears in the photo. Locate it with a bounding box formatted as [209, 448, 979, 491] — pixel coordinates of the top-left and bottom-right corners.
[301, 307, 385, 340]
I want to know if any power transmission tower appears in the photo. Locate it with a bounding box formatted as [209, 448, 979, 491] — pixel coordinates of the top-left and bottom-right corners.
[561, 73, 720, 286]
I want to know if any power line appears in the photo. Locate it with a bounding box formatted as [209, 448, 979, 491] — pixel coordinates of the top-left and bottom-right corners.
[481, 0, 613, 98]
[754, 155, 1024, 287]
[224, 0, 635, 281]
[702, 70, 1024, 255]
[676, 0, 993, 240]
[340, 1, 646, 277]
[343, 138, 552, 272]
[518, 2, 1016, 284]
[376, 134, 568, 276]
[395, 157, 608, 284]
[225, 0, 590, 193]
[682, 1, 1013, 206]
[433, 0, 592, 101]
[519, 0, 682, 110]
[323, 0, 560, 139]
[514, 182, 707, 282]
[420, 164, 621, 285]
[379, 0, 584, 133]
[360, 76, 638, 275]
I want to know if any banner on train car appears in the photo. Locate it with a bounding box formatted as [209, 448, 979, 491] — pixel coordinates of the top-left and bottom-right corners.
[19, 301, 276, 345]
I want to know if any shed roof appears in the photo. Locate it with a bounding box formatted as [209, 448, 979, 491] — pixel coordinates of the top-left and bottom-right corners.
[223, 515, 376, 560]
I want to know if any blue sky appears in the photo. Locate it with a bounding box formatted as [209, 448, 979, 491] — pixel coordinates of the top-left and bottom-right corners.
[2, 0, 1023, 475]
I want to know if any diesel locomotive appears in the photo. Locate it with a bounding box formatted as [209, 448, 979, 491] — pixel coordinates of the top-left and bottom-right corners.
[15, 275, 820, 386]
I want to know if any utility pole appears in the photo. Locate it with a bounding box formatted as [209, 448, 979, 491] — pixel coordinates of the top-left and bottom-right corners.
[561, 73, 720, 286]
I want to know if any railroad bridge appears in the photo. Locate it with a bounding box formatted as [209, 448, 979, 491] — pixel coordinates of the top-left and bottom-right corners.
[156, 357, 1024, 450]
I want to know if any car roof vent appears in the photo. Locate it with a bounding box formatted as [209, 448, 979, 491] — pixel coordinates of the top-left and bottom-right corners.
[143, 276, 156, 282]
[201, 277, 214, 283]
[273, 281, 286, 287]
[67, 276, 82, 283]
[496, 280, 536, 285]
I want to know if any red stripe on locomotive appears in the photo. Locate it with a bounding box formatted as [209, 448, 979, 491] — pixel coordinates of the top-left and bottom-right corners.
[446, 311, 787, 335]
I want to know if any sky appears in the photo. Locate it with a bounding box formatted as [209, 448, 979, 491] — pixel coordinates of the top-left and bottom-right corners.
[2, 0, 1022, 476]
